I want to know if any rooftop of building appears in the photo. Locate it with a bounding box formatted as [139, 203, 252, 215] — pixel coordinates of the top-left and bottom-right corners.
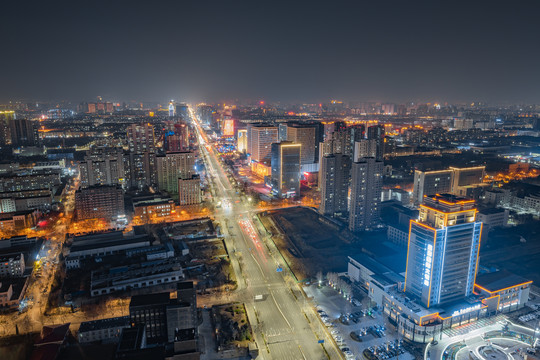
[475, 269, 532, 293]
[477, 207, 507, 215]
[79, 316, 129, 333]
[70, 235, 150, 253]
[177, 281, 194, 290]
[129, 292, 171, 308]
[117, 325, 145, 353]
[424, 193, 475, 205]
[132, 195, 173, 207]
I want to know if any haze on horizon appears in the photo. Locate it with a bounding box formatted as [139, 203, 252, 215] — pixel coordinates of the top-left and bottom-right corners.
[1, 0, 539, 104]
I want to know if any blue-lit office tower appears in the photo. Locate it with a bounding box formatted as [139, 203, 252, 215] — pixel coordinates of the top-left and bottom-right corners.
[405, 194, 482, 308]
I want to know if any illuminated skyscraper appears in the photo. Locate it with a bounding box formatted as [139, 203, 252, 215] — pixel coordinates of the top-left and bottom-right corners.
[237, 129, 247, 153]
[271, 142, 301, 198]
[405, 194, 482, 308]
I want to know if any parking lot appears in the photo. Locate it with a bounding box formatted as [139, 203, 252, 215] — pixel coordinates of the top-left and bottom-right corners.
[305, 284, 414, 360]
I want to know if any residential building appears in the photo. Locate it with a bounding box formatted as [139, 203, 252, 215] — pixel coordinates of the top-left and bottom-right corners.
[79, 147, 125, 188]
[367, 124, 385, 161]
[8, 118, 38, 147]
[0, 252, 25, 277]
[178, 175, 201, 205]
[349, 158, 383, 231]
[156, 152, 195, 195]
[75, 185, 125, 221]
[319, 153, 351, 216]
[127, 123, 155, 153]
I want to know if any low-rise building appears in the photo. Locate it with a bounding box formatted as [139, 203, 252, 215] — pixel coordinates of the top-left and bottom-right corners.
[78, 316, 130, 344]
[133, 195, 175, 222]
[0, 278, 28, 308]
[475, 270, 532, 314]
[0, 252, 25, 277]
[477, 207, 509, 232]
[90, 258, 184, 297]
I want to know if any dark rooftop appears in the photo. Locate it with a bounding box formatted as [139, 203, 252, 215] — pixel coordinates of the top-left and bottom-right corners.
[475, 269, 532, 293]
[129, 292, 170, 308]
[79, 316, 129, 333]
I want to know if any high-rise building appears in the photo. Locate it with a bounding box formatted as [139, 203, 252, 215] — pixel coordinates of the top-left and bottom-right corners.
[196, 104, 214, 125]
[271, 142, 301, 198]
[8, 118, 38, 147]
[79, 147, 125, 188]
[286, 124, 317, 164]
[127, 123, 155, 153]
[353, 139, 378, 161]
[319, 153, 351, 216]
[0, 111, 15, 146]
[169, 100, 176, 117]
[125, 151, 157, 190]
[248, 126, 278, 163]
[404, 194, 482, 308]
[75, 185, 124, 221]
[349, 158, 383, 231]
[278, 123, 288, 142]
[176, 104, 189, 121]
[178, 175, 201, 205]
[156, 152, 195, 196]
[367, 125, 385, 161]
[237, 129, 247, 153]
[165, 122, 189, 152]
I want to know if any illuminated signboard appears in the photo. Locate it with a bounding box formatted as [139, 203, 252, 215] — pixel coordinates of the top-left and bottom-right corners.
[452, 304, 481, 317]
[223, 119, 234, 136]
[424, 244, 433, 286]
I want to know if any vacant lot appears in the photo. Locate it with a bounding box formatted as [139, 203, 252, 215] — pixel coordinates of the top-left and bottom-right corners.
[260, 207, 384, 280]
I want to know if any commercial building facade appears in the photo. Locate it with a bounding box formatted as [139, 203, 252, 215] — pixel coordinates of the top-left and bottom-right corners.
[270, 142, 301, 198]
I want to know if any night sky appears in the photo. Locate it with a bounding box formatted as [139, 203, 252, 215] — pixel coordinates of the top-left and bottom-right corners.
[1, 1, 540, 104]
